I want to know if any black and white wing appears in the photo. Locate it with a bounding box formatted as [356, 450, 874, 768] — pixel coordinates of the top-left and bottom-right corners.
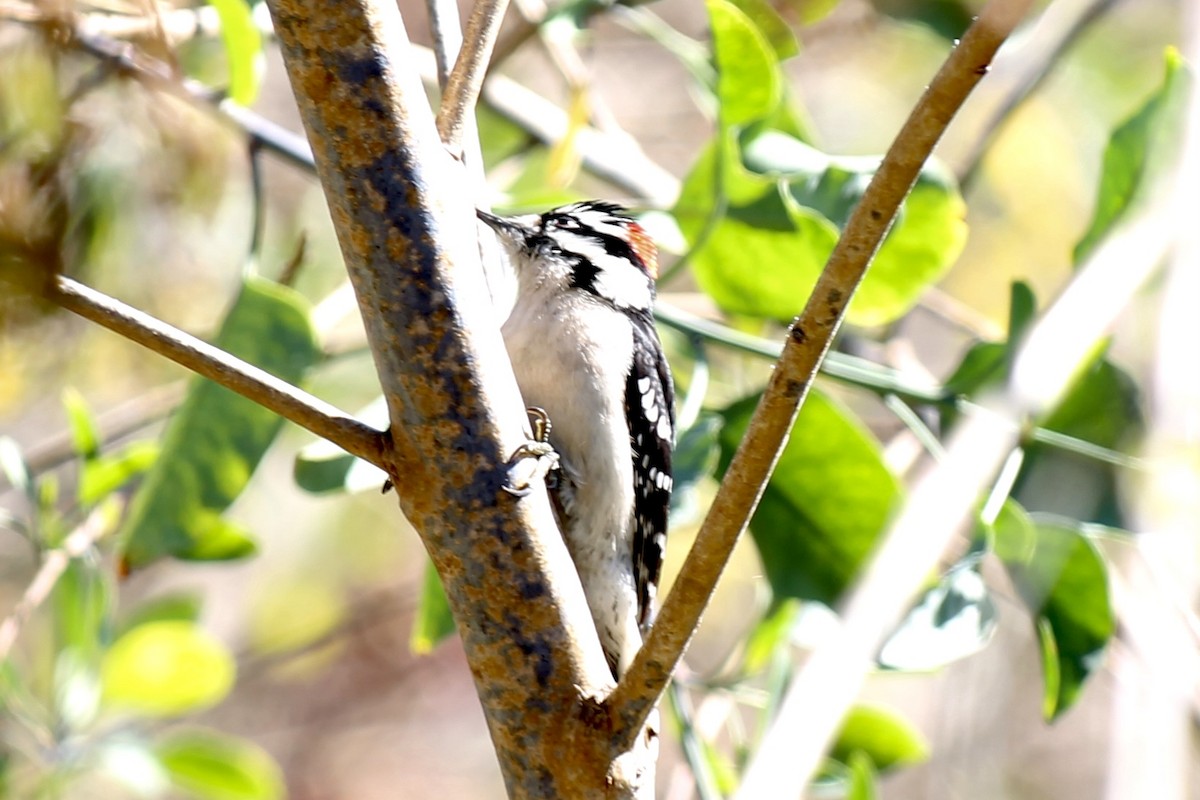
[625, 312, 675, 630]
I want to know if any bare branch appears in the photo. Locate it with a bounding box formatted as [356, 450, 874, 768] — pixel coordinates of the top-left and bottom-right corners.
[0, 507, 109, 660]
[50, 276, 388, 469]
[437, 0, 510, 154]
[605, 0, 1038, 746]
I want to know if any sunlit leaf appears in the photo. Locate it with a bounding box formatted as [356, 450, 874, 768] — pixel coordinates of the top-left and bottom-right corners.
[207, 0, 264, 106]
[249, 577, 345, 655]
[156, 728, 284, 800]
[54, 558, 112, 660]
[120, 593, 203, 634]
[678, 131, 966, 327]
[831, 704, 929, 771]
[708, 0, 781, 127]
[121, 277, 320, 569]
[718, 389, 900, 605]
[1074, 49, 1190, 265]
[411, 560, 456, 654]
[62, 387, 100, 460]
[101, 621, 235, 717]
[79, 440, 159, 506]
[846, 751, 879, 800]
[727, 0, 799, 59]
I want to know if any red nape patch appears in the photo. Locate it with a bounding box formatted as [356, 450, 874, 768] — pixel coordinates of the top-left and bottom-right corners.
[627, 223, 659, 280]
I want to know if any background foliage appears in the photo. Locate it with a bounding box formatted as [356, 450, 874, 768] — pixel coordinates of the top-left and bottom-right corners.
[0, 0, 1193, 798]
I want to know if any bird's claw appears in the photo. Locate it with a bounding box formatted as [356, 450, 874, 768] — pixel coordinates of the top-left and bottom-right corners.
[503, 407, 561, 497]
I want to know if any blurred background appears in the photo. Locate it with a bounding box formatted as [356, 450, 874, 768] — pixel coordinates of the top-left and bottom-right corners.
[0, 0, 1194, 798]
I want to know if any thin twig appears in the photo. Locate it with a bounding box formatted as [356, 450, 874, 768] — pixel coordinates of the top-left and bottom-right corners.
[425, 0, 464, 89]
[0, 507, 109, 660]
[50, 276, 388, 469]
[436, 0, 510, 154]
[605, 0, 1037, 750]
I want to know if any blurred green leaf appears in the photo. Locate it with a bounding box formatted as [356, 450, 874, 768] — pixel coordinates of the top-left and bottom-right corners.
[718, 389, 900, 605]
[708, 0, 781, 127]
[831, 704, 929, 771]
[249, 577, 345, 655]
[878, 559, 996, 671]
[207, 0, 264, 106]
[79, 441, 159, 507]
[294, 398, 388, 495]
[156, 728, 284, 800]
[1074, 48, 1190, 265]
[411, 560, 456, 654]
[476, 104, 533, 169]
[62, 388, 100, 460]
[871, 0, 973, 39]
[53, 558, 112, 661]
[121, 277, 320, 569]
[1014, 347, 1141, 527]
[846, 750, 879, 800]
[1000, 516, 1114, 719]
[120, 593, 204, 634]
[101, 621, 235, 717]
[728, 0, 799, 59]
[293, 448, 357, 494]
[742, 599, 798, 675]
[988, 499, 1036, 563]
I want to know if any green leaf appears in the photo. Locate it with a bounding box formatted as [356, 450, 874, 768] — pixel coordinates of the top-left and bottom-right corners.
[294, 397, 388, 495]
[249, 577, 345, 655]
[79, 440, 159, 506]
[741, 599, 799, 675]
[831, 704, 929, 771]
[678, 131, 966, 327]
[1001, 516, 1114, 719]
[1074, 49, 1190, 265]
[988, 499, 1036, 563]
[708, 0, 781, 128]
[845, 751, 879, 800]
[62, 388, 100, 460]
[120, 593, 204, 634]
[101, 621, 236, 717]
[943, 282, 1036, 401]
[1013, 348, 1141, 527]
[718, 389, 901, 605]
[878, 559, 996, 671]
[207, 0, 264, 106]
[1005, 281, 1037, 353]
[156, 729, 284, 800]
[410, 560, 456, 654]
[121, 277, 320, 569]
[54, 558, 112, 661]
[727, 0, 799, 60]
[746, 131, 967, 326]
